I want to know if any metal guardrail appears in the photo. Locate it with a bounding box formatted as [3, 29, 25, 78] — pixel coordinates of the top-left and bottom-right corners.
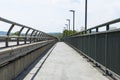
[63, 18, 120, 80]
[0, 17, 57, 48]
[0, 17, 58, 79]
[73, 18, 120, 35]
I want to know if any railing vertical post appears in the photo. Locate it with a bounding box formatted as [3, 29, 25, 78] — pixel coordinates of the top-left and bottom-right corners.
[6, 24, 14, 47]
[106, 25, 109, 31]
[95, 32, 97, 66]
[104, 27, 108, 75]
[37, 32, 41, 41]
[41, 32, 43, 41]
[96, 27, 99, 32]
[89, 29, 91, 33]
[17, 27, 24, 45]
[34, 31, 38, 42]
[30, 30, 35, 43]
[25, 28, 30, 44]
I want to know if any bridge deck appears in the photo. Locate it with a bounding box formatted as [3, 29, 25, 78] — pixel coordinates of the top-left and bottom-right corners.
[19, 42, 109, 80]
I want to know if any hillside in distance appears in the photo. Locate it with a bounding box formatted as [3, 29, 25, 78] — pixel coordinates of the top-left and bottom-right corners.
[48, 32, 62, 40]
[0, 31, 7, 35]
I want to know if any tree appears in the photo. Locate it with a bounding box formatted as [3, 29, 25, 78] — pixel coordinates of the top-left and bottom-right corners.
[12, 31, 19, 36]
[63, 29, 77, 36]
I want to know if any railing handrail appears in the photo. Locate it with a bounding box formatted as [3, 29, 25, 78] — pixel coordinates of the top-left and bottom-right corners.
[72, 18, 120, 36]
[0, 17, 57, 48]
[87, 18, 120, 31]
[0, 17, 35, 30]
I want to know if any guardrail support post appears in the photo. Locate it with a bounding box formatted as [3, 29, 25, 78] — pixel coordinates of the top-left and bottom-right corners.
[96, 27, 99, 32]
[24, 28, 30, 44]
[17, 27, 24, 45]
[6, 24, 14, 47]
[34, 31, 38, 42]
[30, 30, 35, 43]
[106, 25, 109, 31]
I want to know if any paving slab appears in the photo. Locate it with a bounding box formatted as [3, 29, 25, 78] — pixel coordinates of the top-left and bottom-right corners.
[23, 42, 109, 80]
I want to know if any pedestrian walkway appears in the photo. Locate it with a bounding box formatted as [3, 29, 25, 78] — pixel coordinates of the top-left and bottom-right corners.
[22, 42, 109, 80]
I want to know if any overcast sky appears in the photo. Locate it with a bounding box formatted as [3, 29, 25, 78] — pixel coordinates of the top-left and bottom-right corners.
[0, 0, 120, 33]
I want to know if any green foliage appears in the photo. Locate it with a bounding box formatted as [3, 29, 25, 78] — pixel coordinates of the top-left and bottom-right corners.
[12, 31, 19, 36]
[63, 30, 77, 36]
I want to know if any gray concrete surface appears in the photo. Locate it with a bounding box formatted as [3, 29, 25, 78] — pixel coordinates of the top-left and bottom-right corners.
[0, 40, 54, 80]
[23, 42, 109, 80]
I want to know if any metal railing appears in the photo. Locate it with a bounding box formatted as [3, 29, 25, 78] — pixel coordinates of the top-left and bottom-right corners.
[0, 17, 57, 48]
[63, 18, 120, 79]
[74, 18, 120, 35]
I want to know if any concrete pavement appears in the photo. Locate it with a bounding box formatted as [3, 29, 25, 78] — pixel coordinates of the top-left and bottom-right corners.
[23, 42, 109, 80]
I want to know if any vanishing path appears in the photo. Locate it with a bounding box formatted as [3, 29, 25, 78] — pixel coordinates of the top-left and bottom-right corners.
[22, 42, 109, 80]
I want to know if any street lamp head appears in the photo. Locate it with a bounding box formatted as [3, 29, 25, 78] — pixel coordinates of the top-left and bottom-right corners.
[66, 19, 70, 21]
[65, 24, 68, 26]
[69, 10, 75, 12]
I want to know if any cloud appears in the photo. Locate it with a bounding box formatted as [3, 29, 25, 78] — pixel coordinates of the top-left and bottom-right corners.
[0, 0, 120, 32]
[50, 0, 80, 4]
[86, 0, 120, 28]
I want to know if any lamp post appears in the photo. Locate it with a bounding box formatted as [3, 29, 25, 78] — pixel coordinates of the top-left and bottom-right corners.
[66, 19, 70, 31]
[69, 10, 75, 34]
[85, 0, 87, 31]
[65, 24, 68, 30]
